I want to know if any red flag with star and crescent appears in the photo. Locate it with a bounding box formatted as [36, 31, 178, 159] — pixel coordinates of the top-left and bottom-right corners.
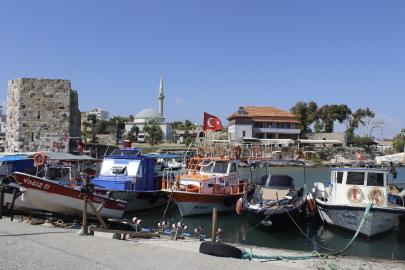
[203, 112, 222, 132]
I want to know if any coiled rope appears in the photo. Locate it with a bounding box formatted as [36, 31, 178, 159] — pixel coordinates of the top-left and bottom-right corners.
[241, 202, 375, 261]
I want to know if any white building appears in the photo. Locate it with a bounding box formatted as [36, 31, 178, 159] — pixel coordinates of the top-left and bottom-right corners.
[124, 76, 173, 140]
[86, 109, 110, 121]
[227, 105, 301, 140]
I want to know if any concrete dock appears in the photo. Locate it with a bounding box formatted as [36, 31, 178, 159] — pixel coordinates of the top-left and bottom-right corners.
[1, 218, 404, 269]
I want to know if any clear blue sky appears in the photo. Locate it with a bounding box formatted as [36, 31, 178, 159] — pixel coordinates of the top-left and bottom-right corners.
[1, 1, 404, 139]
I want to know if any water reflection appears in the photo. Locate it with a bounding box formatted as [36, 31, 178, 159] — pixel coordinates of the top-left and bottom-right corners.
[122, 167, 405, 260]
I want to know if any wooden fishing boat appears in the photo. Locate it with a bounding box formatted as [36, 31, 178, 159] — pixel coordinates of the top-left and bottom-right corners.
[91, 148, 168, 212]
[313, 168, 405, 237]
[13, 171, 127, 218]
[161, 139, 276, 216]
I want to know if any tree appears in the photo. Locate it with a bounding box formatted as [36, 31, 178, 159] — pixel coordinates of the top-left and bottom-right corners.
[170, 121, 183, 130]
[289, 101, 318, 133]
[125, 126, 140, 142]
[129, 115, 135, 122]
[393, 130, 405, 152]
[95, 120, 111, 134]
[143, 119, 162, 143]
[315, 104, 351, 133]
[87, 114, 98, 142]
[109, 116, 128, 144]
[181, 119, 195, 134]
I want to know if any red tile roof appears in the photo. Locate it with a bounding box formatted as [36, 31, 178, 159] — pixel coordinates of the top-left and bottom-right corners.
[227, 106, 297, 120]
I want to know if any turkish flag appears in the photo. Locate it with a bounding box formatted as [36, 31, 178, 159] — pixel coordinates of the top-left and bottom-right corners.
[203, 112, 222, 132]
[356, 153, 365, 160]
[124, 141, 132, 148]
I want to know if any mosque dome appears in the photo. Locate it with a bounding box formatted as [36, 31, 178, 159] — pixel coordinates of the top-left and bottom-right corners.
[135, 108, 164, 120]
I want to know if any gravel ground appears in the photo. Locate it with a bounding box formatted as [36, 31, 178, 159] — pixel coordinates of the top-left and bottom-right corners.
[1, 218, 404, 270]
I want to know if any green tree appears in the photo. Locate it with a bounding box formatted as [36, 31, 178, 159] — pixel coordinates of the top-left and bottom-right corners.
[126, 126, 140, 142]
[128, 115, 135, 122]
[95, 120, 110, 134]
[315, 104, 351, 133]
[171, 121, 183, 130]
[393, 130, 405, 152]
[87, 114, 98, 142]
[289, 101, 318, 133]
[143, 119, 162, 143]
[109, 116, 128, 144]
[181, 119, 195, 134]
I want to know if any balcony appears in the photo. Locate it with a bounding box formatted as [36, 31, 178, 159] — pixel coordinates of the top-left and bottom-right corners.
[252, 128, 300, 134]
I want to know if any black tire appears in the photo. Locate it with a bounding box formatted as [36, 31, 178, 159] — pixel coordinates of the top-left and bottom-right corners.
[149, 193, 159, 205]
[223, 196, 236, 207]
[199, 241, 242, 259]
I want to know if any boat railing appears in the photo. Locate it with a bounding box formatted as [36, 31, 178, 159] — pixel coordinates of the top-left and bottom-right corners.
[162, 178, 245, 195]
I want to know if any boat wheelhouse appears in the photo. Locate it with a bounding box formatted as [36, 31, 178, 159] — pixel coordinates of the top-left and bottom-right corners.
[91, 148, 167, 212]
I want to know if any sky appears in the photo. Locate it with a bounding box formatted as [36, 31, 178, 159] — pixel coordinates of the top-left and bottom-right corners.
[1, 1, 404, 139]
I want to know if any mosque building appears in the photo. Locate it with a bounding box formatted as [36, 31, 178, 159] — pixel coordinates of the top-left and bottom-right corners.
[124, 76, 173, 139]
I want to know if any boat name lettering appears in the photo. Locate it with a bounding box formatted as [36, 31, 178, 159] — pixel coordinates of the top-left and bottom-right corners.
[114, 160, 129, 164]
[193, 206, 208, 210]
[381, 218, 391, 223]
[227, 176, 238, 185]
[23, 178, 46, 189]
[342, 214, 357, 220]
[93, 197, 104, 203]
[117, 203, 126, 208]
[346, 221, 357, 225]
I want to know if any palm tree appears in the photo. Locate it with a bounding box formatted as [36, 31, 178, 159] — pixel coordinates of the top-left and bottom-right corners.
[109, 116, 127, 144]
[181, 119, 194, 134]
[143, 119, 161, 144]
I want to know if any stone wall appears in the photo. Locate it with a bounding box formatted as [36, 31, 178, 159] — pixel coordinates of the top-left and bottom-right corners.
[300, 132, 347, 144]
[6, 78, 81, 152]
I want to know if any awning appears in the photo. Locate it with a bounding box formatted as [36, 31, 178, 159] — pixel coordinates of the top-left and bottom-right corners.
[258, 139, 295, 145]
[295, 139, 343, 144]
[27, 152, 101, 161]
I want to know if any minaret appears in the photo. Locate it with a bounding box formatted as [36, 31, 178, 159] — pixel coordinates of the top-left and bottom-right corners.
[158, 75, 164, 116]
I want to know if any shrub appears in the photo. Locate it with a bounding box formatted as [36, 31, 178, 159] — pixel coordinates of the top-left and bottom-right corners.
[318, 150, 325, 160]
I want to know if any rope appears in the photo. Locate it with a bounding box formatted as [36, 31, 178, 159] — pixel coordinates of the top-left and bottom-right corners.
[241, 202, 375, 261]
[159, 180, 177, 224]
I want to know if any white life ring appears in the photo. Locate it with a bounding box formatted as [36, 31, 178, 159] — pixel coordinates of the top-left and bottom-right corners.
[368, 187, 384, 205]
[346, 186, 363, 203]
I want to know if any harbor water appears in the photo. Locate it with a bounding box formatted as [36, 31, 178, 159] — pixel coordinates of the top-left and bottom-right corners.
[122, 167, 405, 260]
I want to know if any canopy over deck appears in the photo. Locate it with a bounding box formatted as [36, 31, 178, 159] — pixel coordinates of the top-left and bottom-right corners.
[294, 139, 343, 145]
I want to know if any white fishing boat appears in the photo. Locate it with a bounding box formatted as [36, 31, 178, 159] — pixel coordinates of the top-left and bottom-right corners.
[313, 168, 405, 237]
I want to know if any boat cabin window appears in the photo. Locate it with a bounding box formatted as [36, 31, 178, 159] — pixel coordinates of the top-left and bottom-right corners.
[366, 172, 384, 187]
[346, 172, 365, 185]
[336, 172, 344, 184]
[111, 166, 127, 175]
[213, 161, 229, 173]
[199, 160, 213, 173]
[230, 163, 237, 173]
[136, 166, 143, 178]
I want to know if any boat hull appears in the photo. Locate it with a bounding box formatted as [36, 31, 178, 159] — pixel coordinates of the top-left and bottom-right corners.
[13, 172, 127, 218]
[3, 184, 38, 212]
[316, 199, 403, 237]
[165, 191, 242, 216]
[96, 190, 168, 212]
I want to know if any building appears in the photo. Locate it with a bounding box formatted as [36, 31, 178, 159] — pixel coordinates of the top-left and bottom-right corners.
[6, 78, 81, 152]
[124, 76, 173, 140]
[227, 105, 301, 140]
[86, 109, 110, 121]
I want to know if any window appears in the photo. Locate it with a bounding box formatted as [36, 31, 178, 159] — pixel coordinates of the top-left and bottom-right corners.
[242, 131, 246, 137]
[262, 123, 268, 128]
[213, 161, 228, 173]
[367, 173, 384, 186]
[336, 172, 344, 183]
[346, 172, 365, 185]
[230, 163, 237, 172]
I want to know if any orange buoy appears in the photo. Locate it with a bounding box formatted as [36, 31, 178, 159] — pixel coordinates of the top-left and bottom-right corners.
[236, 197, 244, 214]
[34, 153, 46, 166]
[307, 193, 315, 212]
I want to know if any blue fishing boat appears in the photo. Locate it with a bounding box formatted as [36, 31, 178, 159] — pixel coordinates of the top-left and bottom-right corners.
[92, 148, 168, 212]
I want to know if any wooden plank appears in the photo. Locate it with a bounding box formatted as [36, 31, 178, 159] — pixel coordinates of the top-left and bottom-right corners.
[89, 227, 160, 238]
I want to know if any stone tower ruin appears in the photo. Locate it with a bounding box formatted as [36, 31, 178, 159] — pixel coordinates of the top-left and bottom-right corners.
[6, 78, 81, 152]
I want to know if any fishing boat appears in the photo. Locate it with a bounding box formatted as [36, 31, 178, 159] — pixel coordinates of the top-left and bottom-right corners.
[91, 148, 168, 212]
[161, 139, 275, 217]
[241, 160, 308, 230]
[13, 166, 127, 218]
[313, 168, 405, 237]
[144, 154, 185, 170]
